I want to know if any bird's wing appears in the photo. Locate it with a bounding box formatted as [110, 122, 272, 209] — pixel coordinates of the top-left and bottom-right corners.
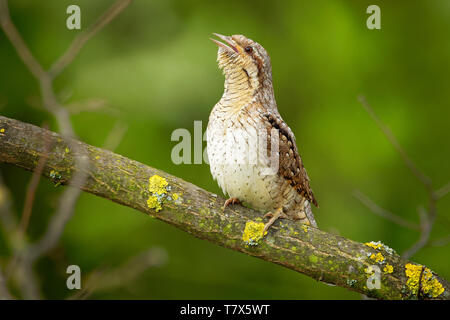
[263, 112, 318, 207]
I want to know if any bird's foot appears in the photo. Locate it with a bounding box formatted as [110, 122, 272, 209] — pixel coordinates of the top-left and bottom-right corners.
[263, 208, 287, 232]
[222, 197, 241, 211]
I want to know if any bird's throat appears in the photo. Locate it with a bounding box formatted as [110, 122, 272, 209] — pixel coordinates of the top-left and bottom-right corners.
[221, 68, 258, 109]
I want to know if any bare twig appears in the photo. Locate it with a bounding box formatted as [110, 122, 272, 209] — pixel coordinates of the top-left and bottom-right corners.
[429, 234, 450, 247]
[103, 120, 128, 151]
[27, 118, 127, 263]
[69, 247, 168, 299]
[1, 0, 132, 137]
[353, 190, 419, 230]
[0, 268, 13, 300]
[0, 172, 26, 290]
[25, 154, 90, 263]
[358, 95, 446, 260]
[358, 95, 432, 190]
[0, 0, 132, 299]
[0, 0, 46, 81]
[14, 260, 41, 299]
[19, 123, 51, 234]
[48, 0, 133, 78]
[402, 204, 436, 259]
[66, 98, 119, 117]
[436, 182, 450, 200]
[0, 0, 79, 298]
[2, 124, 51, 296]
[0, 172, 18, 235]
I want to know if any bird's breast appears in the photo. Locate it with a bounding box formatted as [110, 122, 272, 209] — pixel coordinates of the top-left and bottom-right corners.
[207, 104, 280, 210]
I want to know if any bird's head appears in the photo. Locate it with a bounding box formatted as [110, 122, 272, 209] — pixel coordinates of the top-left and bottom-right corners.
[210, 33, 273, 93]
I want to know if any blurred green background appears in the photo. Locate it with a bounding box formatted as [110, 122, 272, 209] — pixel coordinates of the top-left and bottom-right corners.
[1, 0, 449, 299]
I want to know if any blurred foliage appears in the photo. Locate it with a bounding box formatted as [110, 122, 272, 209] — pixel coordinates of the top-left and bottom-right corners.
[0, 0, 449, 299]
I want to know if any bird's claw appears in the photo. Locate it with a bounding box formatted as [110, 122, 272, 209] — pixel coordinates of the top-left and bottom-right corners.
[222, 197, 241, 211]
[264, 212, 274, 218]
[263, 208, 287, 232]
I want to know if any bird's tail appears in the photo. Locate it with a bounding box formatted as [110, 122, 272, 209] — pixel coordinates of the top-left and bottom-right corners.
[296, 200, 318, 228]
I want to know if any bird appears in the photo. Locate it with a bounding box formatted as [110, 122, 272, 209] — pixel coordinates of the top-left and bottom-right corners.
[207, 33, 318, 232]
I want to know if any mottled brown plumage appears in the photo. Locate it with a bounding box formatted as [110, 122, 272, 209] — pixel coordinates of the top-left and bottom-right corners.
[207, 34, 318, 231]
[264, 113, 318, 208]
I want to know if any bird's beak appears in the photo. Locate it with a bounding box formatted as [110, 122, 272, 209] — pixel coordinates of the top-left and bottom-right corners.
[210, 33, 239, 54]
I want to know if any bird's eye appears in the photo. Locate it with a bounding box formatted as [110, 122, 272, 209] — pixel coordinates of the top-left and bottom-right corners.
[244, 46, 253, 53]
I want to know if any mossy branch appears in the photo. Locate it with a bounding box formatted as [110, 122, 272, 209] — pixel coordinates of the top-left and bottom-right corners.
[0, 115, 449, 300]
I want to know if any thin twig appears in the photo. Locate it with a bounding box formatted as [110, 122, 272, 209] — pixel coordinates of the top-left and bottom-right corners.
[27, 118, 127, 262]
[429, 234, 450, 247]
[66, 98, 117, 116]
[428, 234, 450, 247]
[15, 260, 41, 299]
[353, 190, 419, 230]
[69, 247, 168, 299]
[0, 172, 19, 235]
[48, 0, 133, 78]
[358, 95, 446, 260]
[0, 0, 46, 81]
[436, 181, 450, 200]
[25, 154, 90, 262]
[358, 95, 432, 190]
[102, 120, 128, 151]
[3, 124, 51, 295]
[0, 0, 132, 299]
[0, 0, 78, 298]
[402, 204, 436, 259]
[19, 123, 51, 233]
[0, 268, 13, 300]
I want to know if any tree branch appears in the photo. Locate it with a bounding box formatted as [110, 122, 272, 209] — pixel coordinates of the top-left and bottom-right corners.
[0, 115, 449, 300]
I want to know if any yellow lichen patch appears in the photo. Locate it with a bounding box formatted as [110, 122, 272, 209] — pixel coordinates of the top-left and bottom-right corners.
[95, 155, 100, 160]
[65, 147, 70, 153]
[147, 195, 162, 212]
[172, 193, 179, 200]
[363, 241, 396, 255]
[147, 175, 169, 213]
[365, 242, 383, 250]
[148, 175, 168, 195]
[301, 225, 308, 233]
[383, 264, 394, 274]
[171, 192, 183, 205]
[405, 263, 445, 298]
[370, 252, 385, 263]
[242, 221, 267, 246]
[0, 128, 5, 133]
[169, 192, 184, 205]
